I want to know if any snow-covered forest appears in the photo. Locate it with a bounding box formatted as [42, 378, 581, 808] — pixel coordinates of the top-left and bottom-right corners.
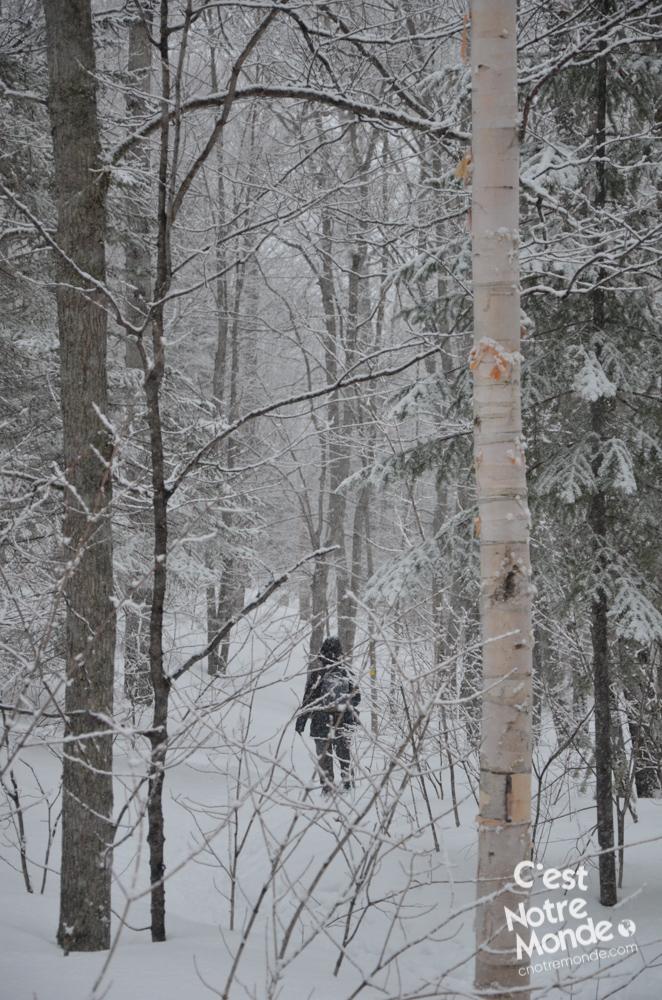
[2, 1, 662, 998]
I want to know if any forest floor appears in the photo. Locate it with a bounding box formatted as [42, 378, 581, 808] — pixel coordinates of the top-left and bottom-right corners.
[1, 605, 661, 999]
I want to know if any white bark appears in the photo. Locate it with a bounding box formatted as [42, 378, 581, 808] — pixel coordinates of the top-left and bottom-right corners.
[470, 2, 533, 995]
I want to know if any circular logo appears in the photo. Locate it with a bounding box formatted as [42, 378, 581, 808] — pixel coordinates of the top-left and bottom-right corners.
[617, 919, 636, 938]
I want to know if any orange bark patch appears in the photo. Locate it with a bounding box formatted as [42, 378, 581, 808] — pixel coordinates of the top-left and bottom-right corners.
[489, 347, 507, 380]
[470, 342, 508, 380]
[454, 149, 473, 186]
[469, 342, 489, 371]
[474, 514, 482, 537]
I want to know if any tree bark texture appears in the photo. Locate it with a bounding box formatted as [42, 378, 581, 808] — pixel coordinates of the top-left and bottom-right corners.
[589, 387, 617, 907]
[317, 206, 351, 653]
[44, 0, 115, 953]
[309, 555, 329, 661]
[623, 644, 662, 798]
[208, 548, 240, 676]
[589, 23, 617, 907]
[124, 592, 153, 705]
[145, 356, 170, 942]
[589, 548, 617, 904]
[470, 2, 534, 995]
[207, 157, 251, 673]
[122, 12, 155, 705]
[125, 8, 153, 370]
[143, 0, 174, 941]
[334, 160, 369, 656]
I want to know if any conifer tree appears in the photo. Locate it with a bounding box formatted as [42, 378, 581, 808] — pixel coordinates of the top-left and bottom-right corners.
[519, 0, 662, 903]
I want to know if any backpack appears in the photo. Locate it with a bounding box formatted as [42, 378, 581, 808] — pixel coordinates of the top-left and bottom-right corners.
[318, 668, 351, 712]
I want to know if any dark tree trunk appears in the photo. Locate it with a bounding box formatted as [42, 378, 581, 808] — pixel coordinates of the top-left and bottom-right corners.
[143, 0, 174, 942]
[590, 562, 617, 905]
[206, 583, 220, 675]
[145, 352, 170, 942]
[123, 9, 154, 705]
[590, 29, 617, 908]
[44, 0, 115, 953]
[144, 269, 170, 944]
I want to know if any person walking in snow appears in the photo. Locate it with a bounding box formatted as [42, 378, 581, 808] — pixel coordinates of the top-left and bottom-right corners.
[295, 636, 361, 793]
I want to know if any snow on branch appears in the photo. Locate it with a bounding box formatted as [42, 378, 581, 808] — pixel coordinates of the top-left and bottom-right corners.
[112, 86, 468, 165]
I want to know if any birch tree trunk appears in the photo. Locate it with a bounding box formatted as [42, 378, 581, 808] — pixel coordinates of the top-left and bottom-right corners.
[44, 0, 115, 953]
[470, 2, 533, 995]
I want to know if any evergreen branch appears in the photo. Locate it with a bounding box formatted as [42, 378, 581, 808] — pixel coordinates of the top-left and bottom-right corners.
[519, 0, 660, 140]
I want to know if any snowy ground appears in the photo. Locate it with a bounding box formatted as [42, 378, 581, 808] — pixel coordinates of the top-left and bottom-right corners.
[2, 603, 661, 1000]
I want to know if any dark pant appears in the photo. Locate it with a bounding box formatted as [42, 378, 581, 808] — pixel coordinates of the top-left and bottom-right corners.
[314, 732, 351, 787]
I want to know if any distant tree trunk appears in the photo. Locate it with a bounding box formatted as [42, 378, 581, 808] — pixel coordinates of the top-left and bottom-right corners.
[316, 204, 350, 650]
[44, 0, 116, 954]
[124, 592, 153, 706]
[142, 1, 176, 942]
[298, 526, 312, 623]
[207, 88, 229, 675]
[364, 502, 379, 735]
[334, 142, 371, 655]
[208, 282, 245, 676]
[210, 52, 229, 412]
[303, 463, 330, 662]
[123, 7, 154, 705]
[340, 484, 369, 658]
[206, 582, 221, 675]
[211, 546, 238, 675]
[207, 121, 252, 672]
[309, 554, 329, 660]
[470, 2, 534, 996]
[124, 5, 153, 371]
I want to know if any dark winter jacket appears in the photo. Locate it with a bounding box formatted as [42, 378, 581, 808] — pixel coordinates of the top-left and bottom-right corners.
[295, 637, 361, 739]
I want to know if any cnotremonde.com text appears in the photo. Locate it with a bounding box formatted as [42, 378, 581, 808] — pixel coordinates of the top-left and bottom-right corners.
[505, 861, 636, 962]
